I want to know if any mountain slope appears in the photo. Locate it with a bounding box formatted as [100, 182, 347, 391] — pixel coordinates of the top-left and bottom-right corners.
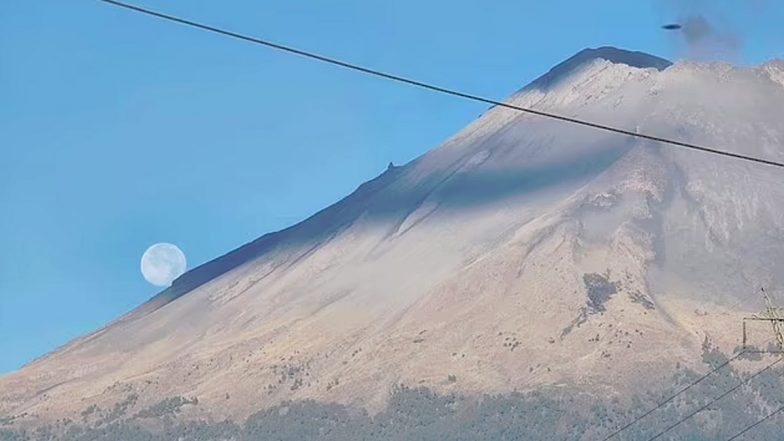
[3, 47, 784, 434]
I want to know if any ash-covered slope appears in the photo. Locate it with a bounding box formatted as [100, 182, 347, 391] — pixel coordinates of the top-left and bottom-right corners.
[113, 46, 675, 323]
[3, 47, 784, 436]
[105, 46, 675, 324]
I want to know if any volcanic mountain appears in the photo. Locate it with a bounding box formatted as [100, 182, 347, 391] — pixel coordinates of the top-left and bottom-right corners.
[3, 47, 784, 439]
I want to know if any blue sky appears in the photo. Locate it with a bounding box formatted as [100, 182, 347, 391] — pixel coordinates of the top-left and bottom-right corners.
[1, 0, 782, 374]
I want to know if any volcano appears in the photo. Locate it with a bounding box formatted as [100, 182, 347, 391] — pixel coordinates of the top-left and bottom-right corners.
[3, 47, 784, 440]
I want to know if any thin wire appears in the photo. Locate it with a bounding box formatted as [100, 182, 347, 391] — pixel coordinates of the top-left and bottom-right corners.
[643, 355, 783, 441]
[744, 350, 784, 354]
[96, 0, 784, 170]
[600, 351, 746, 440]
[725, 404, 784, 440]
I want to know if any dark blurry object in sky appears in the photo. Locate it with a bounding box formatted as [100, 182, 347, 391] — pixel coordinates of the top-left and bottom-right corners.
[662, 24, 682, 30]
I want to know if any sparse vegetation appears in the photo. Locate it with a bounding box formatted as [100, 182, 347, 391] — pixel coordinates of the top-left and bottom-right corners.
[135, 396, 198, 419]
[79, 405, 98, 418]
[325, 378, 340, 391]
[97, 394, 138, 425]
[501, 332, 521, 351]
[3, 357, 784, 441]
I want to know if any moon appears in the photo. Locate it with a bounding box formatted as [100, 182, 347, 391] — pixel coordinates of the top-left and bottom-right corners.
[140, 243, 187, 287]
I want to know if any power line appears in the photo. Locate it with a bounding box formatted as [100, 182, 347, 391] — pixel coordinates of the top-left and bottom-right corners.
[600, 351, 746, 440]
[725, 404, 784, 441]
[643, 355, 783, 441]
[96, 0, 784, 170]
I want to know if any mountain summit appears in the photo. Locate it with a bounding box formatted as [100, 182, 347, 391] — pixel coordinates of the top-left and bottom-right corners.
[527, 46, 672, 90]
[3, 48, 784, 439]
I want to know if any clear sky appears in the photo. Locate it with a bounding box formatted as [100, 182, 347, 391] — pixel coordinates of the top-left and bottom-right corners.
[1, 0, 782, 374]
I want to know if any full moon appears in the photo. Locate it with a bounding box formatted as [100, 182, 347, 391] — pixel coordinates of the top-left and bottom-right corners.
[140, 243, 187, 287]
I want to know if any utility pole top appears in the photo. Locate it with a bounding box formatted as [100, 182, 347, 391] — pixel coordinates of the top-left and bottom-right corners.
[744, 288, 784, 352]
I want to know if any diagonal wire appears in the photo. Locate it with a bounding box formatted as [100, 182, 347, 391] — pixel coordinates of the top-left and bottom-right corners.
[725, 404, 784, 440]
[643, 355, 783, 441]
[95, 0, 784, 170]
[600, 351, 747, 440]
